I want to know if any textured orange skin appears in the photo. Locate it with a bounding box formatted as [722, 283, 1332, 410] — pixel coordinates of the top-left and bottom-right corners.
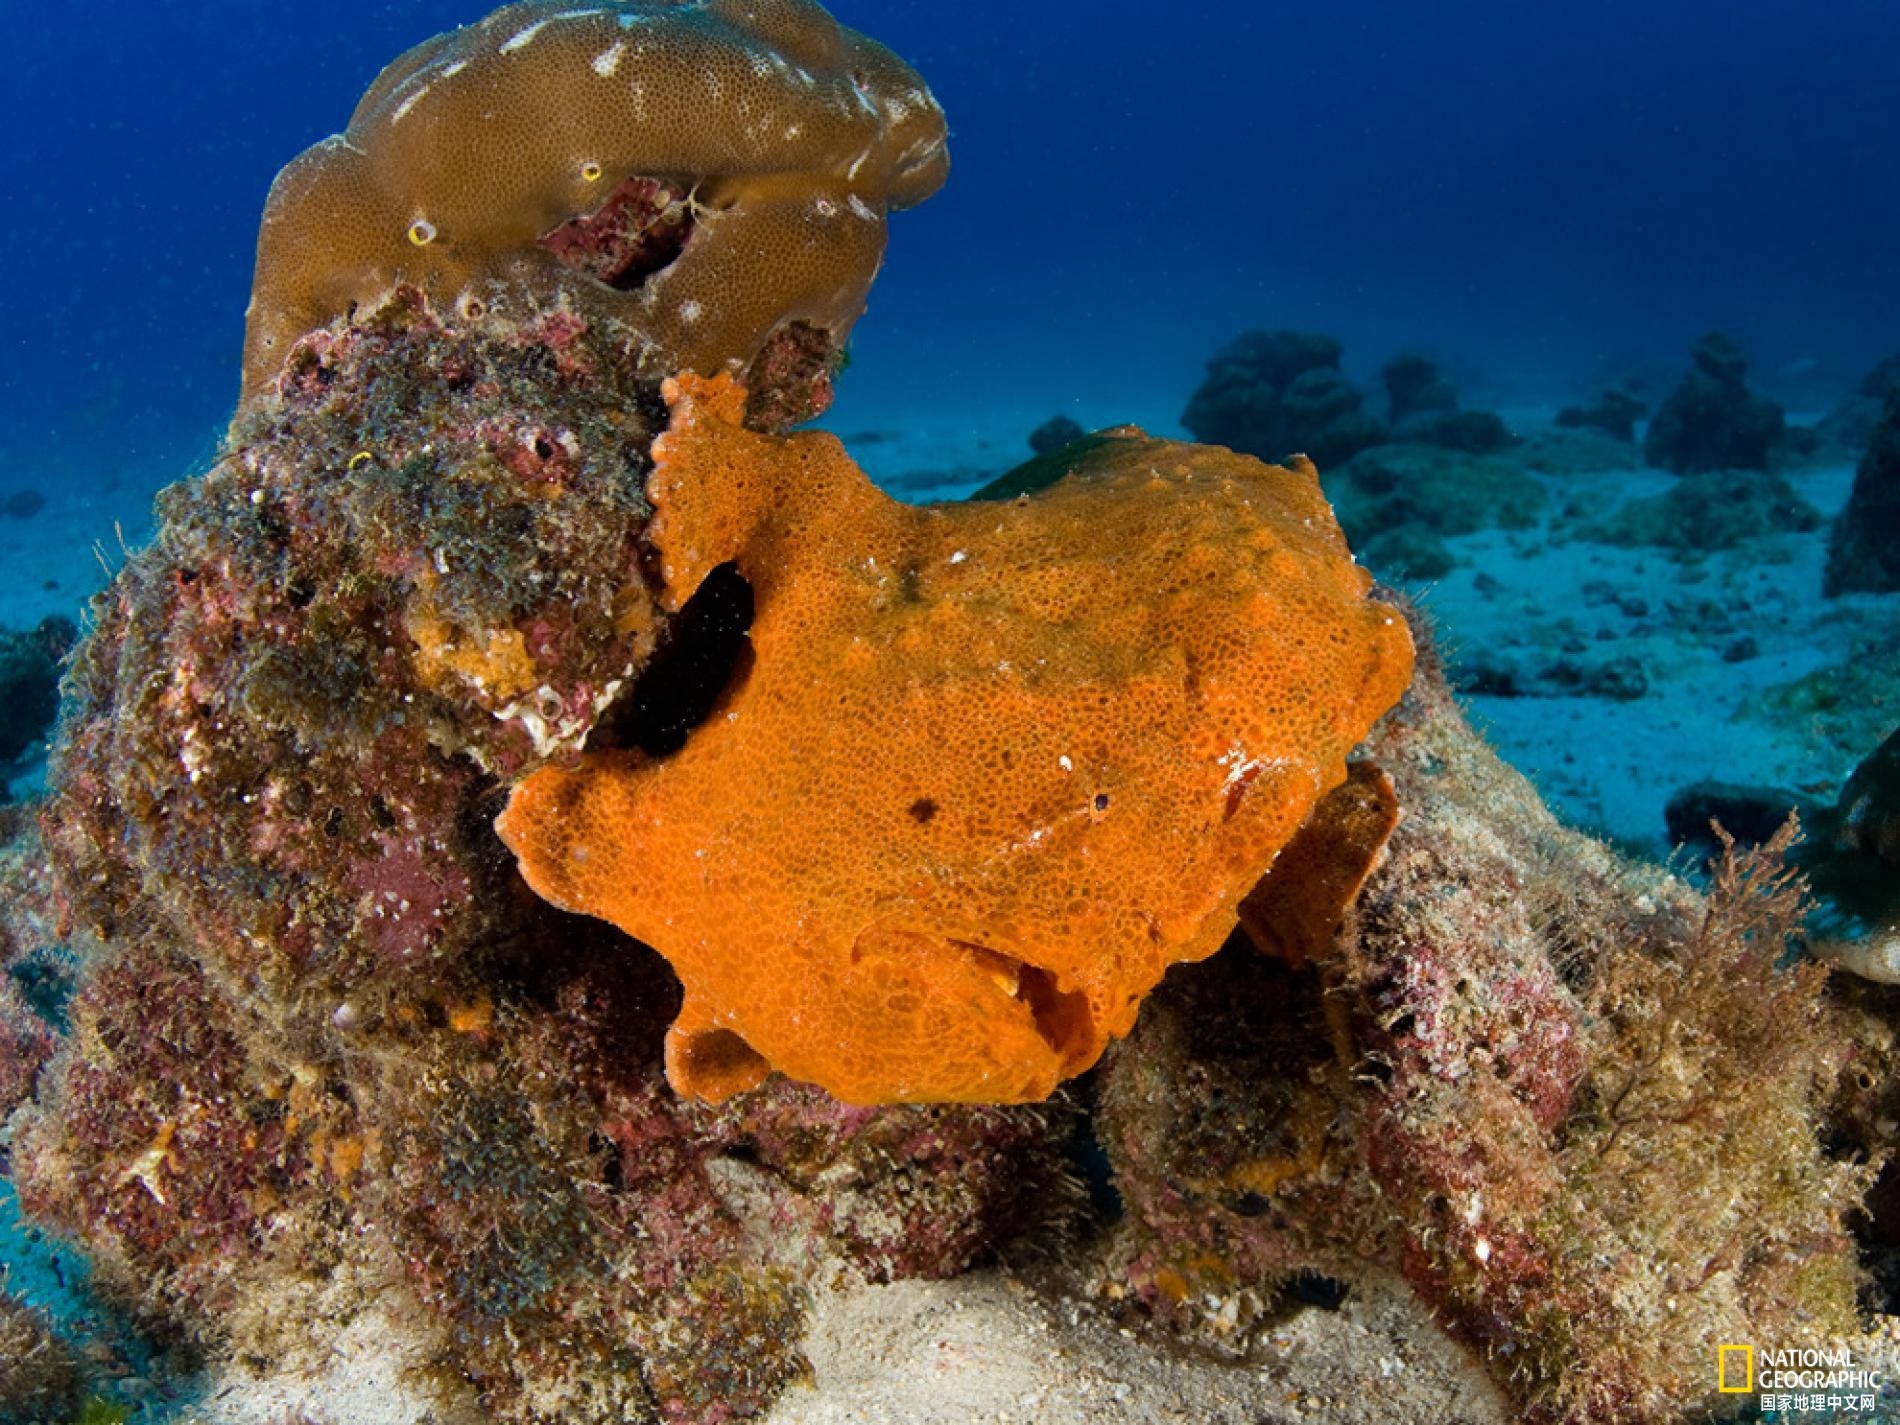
[241, 0, 947, 402]
[498, 375, 1416, 1106]
[1240, 762, 1402, 969]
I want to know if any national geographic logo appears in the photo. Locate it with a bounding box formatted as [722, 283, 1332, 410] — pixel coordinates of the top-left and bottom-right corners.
[1721, 1344, 1886, 1416]
[1719, 1345, 1753, 1394]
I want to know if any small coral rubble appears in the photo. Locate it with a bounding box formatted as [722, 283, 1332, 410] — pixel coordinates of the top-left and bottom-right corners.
[242, 0, 948, 404]
[499, 374, 1416, 1107]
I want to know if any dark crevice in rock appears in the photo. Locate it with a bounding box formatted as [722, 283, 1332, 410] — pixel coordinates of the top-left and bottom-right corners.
[599, 561, 755, 758]
[539, 175, 695, 293]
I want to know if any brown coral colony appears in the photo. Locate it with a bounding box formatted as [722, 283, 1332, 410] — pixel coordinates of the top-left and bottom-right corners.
[241, 0, 950, 403]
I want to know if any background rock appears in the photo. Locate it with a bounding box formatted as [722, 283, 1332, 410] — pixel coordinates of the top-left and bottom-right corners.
[1825, 385, 1900, 594]
[1643, 331, 1786, 473]
[1182, 330, 1388, 469]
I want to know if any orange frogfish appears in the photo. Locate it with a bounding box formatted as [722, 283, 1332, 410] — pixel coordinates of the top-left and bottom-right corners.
[498, 374, 1415, 1106]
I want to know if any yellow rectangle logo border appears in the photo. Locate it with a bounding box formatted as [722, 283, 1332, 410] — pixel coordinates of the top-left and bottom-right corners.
[1718, 1344, 1754, 1394]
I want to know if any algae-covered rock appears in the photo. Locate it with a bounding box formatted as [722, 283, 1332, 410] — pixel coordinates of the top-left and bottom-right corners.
[1583, 467, 1822, 551]
[1736, 638, 1900, 773]
[0, 1293, 85, 1425]
[1097, 613, 1869, 1424]
[1323, 442, 1547, 545]
[45, 293, 665, 1002]
[1809, 726, 1900, 935]
[0, 814, 62, 1122]
[18, 299, 1071, 1422]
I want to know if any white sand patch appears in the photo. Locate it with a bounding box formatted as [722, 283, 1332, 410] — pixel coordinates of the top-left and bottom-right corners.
[187, 1303, 480, 1425]
[1423, 449, 1890, 850]
[768, 1267, 1507, 1425]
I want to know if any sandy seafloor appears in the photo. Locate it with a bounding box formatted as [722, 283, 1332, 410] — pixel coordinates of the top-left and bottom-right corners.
[3, 372, 1899, 1422]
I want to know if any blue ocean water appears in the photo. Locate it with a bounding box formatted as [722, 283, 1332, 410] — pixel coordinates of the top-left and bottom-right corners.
[4, 0, 1899, 471]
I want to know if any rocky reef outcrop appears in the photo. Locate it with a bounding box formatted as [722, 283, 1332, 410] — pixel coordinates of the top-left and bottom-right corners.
[1643, 331, 1786, 473]
[1317, 441, 1547, 581]
[1815, 353, 1900, 457]
[1185, 337, 1517, 476]
[1380, 350, 1516, 455]
[1586, 467, 1823, 552]
[1097, 619, 1869, 1424]
[15, 295, 1078, 1421]
[4, 6, 1072, 1420]
[0, 1291, 84, 1425]
[1325, 442, 1546, 546]
[1826, 384, 1900, 594]
[1181, 329, 1387, 469]
[1380, 350, 1458, 427]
